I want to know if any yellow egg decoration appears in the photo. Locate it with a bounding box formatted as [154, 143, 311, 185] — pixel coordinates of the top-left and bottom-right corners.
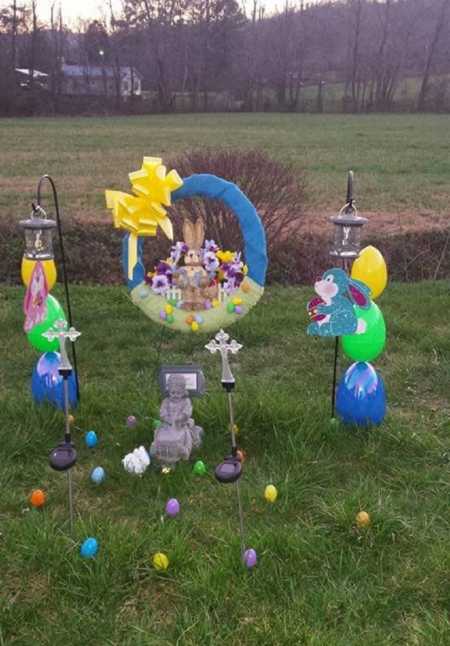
[264, 484, 278, 503]
[355, 511, 371, 528]
[152, 552, 169, 570]
[351, 245, 387, 300]
[21, 257, 57, 290]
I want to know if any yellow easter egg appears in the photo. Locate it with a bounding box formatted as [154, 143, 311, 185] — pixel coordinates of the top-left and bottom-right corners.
[355, 511, 371, 528]
[152, 552, 169, 570]
[21, 258, 57, 290]
[232, 297, 242, 306]
[191, 321, 199, 332]
[165, 304, 173, 315]
[351, 246, 387, 300]
[212, 299, 220, 308]
[264, 484, 278, 503]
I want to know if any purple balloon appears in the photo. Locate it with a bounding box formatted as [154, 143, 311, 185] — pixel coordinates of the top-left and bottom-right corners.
[165, 498, 180, 517]
[31, 352, 78, 410]
[244, 548, 257, 568]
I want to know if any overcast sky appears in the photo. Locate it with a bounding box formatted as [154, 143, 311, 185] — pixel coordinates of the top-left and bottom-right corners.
[32, 0, 285, 26]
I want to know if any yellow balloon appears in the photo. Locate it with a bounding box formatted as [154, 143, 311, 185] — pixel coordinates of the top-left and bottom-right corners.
[152, 552, 169, 571]
[21, 257, 57, 290]
[264, 484, 278, 503]
[351, 245, 387, 300]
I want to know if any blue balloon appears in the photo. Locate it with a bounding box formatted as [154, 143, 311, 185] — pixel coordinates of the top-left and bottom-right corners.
[80, 537, 99, 559]
[31, 352, 78, 410]
[90, 466, 105, 484]
[336, 362, 386, 426]
[85, 431, 98, 448]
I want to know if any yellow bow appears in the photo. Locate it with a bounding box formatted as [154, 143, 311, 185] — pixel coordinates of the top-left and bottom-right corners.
[105, 157, 183, 280]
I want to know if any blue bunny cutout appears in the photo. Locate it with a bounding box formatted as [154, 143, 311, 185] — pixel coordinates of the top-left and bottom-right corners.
[307, 268, 371, 337]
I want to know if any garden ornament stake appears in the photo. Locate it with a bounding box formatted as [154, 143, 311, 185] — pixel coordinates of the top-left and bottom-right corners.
[44, 321, 81, 534]
[329, 171, 368, 418]
[20, 175, 80, 400]
[206, 329, 246, 561]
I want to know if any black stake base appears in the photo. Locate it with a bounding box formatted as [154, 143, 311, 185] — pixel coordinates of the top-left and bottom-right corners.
[49, 442, 77, 471]
[215, 455, 242, 484]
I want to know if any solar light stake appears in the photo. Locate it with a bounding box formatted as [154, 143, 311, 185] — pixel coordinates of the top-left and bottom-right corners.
[44, 321, 81, 533]
[206, 329, 246, 561]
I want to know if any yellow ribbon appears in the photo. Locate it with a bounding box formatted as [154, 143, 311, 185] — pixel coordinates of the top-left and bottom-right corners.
[105, 158, 183, 279]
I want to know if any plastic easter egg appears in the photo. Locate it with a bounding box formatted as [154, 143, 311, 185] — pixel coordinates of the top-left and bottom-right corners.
[264, 484, 278, 503]
[166, 314, 175, 324]
[191, 321, 199, 332]
[31, 352, 78, 410]
[244, 548, 257, 568]
[30, 489, 46, 508]
[21, 257, 57, 290]
[195, 314, 204, 324]
[80, 537, 99, 559]
[85, 431, 98, 448]
[342, 302, 386, 362]
[159, 310, 167, 320]
[165, 304, 173, 315]
[126, 415, 137, 428]
[165, 498, 180, 517]
[351, 246, 387, 300]
[153, 552, 169, 570]
[336, 362, 386, 426]
[193, 460, 207, 476]
[235, 305, 243, 315]
[90, 466, 105, 484]
[356, 511, 371, 528]
[227, 303, 235, 314]
[26, 295, 67, 352]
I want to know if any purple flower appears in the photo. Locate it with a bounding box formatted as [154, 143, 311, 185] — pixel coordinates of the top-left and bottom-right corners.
[223, 277, 237, 294]
[156, 262, 172, 276]
[204, 239, 219, 252]
[203, 251, 220, 272]
[170, 242, 188, 265]
[151, 274, 170, 295]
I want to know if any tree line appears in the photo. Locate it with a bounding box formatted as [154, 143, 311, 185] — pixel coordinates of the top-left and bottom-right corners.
[1, 0, 449, 116]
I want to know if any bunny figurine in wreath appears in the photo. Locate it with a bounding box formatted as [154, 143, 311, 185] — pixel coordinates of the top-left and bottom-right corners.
[173, 218, 218, 310]
[307, 268, 371, 337]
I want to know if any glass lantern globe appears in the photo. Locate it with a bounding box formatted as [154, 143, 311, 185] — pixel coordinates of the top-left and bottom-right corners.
[329, 205, 367, 259]
[19, 207, 56, 260]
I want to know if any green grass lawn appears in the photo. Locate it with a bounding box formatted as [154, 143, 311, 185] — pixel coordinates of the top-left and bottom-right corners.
[1, 281, 450, 645]
[1, 113, 449, 221]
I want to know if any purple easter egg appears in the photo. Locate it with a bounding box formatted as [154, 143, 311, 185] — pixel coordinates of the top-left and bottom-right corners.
[165, 498, 180, 517]
[244, 548, 257, 568]
[235, 305, 242, 315]
[159, 310, 167, 320]
[126, 415, 137, 428]
[204, 300, 212, 310]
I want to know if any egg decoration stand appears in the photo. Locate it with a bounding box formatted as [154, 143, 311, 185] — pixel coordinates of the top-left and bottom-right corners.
[206, 329, 250, 563]
[20, 175, 80, 406]
[307, 171, 388, 426]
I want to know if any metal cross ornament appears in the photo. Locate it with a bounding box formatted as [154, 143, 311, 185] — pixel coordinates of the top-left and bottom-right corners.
[43, 320, 81, 371]
[205, 329, 242, 387]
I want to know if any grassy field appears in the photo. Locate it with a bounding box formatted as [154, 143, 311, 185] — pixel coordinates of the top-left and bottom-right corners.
[1, 113, 450, 221]
[1, 281, 450, 645]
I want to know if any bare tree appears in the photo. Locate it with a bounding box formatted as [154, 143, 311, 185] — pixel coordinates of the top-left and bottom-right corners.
[417, 0, 450, 110]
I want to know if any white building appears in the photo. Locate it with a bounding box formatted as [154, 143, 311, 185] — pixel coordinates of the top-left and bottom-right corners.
[61, 64, 142, 98]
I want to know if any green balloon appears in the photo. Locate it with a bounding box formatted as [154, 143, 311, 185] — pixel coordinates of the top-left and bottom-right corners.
[342, 302, 386, 362]
[26, 295, 67, 352]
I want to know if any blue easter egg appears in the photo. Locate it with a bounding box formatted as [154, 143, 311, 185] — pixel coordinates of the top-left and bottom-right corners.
[90, 466, 105, 484]
[31, 352, 78, 410]
[336, 362, 386, 426]
[195, 314, 204, 324]
[80, 537, 99, 558]
[85, 431, 98, 448]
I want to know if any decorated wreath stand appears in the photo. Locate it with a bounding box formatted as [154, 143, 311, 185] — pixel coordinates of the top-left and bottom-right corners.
[307, 171, 388, 427]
